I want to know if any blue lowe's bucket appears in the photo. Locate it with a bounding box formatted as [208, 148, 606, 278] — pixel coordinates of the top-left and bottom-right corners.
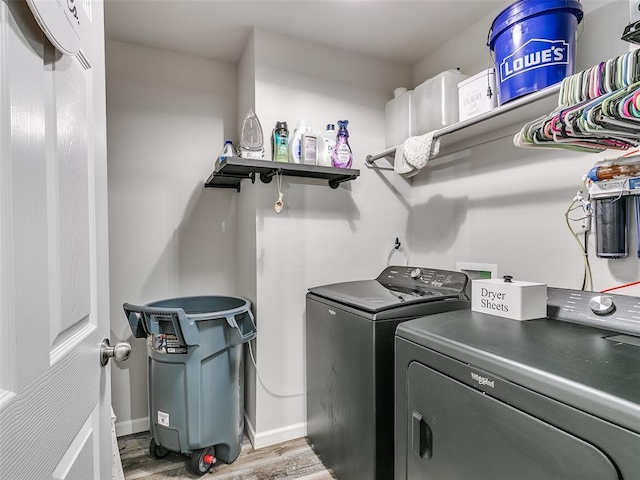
[488, 0, 583, 105]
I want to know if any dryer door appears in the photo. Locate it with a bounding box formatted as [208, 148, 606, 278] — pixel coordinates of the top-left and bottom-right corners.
[406, 362, 621, 480]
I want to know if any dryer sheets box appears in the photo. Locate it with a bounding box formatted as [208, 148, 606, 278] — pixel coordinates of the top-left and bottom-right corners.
[472, 278, 547, 321]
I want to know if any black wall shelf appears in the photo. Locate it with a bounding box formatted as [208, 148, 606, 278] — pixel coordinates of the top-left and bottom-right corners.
[204, 157, 360, 192]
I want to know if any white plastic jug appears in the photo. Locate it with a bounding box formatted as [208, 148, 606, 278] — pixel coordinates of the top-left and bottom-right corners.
[413, 69, 468, 135]
[385, 87, 414, 148]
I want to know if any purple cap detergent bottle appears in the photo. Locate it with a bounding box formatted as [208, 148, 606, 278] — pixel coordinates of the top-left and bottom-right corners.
[331, 120, 353, 169]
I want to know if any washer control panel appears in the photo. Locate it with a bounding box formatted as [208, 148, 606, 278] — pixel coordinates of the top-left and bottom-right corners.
[376, 266, 468, 296]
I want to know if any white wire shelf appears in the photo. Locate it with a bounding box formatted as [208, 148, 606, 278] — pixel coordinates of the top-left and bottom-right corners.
[366, 83, 561, 166]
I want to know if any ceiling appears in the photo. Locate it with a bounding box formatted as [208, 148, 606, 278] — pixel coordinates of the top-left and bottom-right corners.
[103, 0, 509, 66]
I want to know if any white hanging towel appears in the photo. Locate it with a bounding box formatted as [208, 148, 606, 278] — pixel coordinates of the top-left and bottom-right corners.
[393, 143, 414, 175]
[403, 131, 441, 170]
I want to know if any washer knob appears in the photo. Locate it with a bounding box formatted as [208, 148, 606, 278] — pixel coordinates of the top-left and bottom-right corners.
[588, 295, 616, 315]
[410, 268, 422, 279]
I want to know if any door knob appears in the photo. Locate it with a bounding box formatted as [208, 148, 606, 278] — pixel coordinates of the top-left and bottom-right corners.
[100, 339, 132, 366]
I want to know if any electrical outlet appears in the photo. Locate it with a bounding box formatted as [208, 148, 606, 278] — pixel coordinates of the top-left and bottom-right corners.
[456, 262, 498, 301]
[569, 201, 592, 234]
[456, 262, 498, 280]
[580, 208, 592, 233]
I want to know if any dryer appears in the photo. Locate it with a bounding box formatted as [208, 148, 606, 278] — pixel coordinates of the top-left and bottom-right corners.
[395, 287, 640, 479]
[306, 266, 469, 480]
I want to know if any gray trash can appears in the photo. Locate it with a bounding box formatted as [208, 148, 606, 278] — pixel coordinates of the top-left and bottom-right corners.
[124, 296, 256, 476]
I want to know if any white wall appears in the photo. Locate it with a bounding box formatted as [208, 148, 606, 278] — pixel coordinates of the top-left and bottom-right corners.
[407, 2, 640, 294]
[240, 28, 413, 447]
[106, 40, 239, 435]
[236, 31, 259, 434]
[411, 3, 504, 87]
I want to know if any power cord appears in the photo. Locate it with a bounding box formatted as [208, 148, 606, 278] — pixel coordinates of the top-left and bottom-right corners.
[245, 313, 304, 398]
[565, 176, 593, 291]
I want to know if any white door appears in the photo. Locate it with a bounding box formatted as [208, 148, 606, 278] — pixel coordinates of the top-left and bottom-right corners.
[0, 0, 114, 478]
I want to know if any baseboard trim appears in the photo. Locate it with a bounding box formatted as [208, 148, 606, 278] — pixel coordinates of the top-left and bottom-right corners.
[115, 416, 149, 437]
[244, 414, 306, 449]
[244, 412, 257, 446]
[116, 414, 305, 448]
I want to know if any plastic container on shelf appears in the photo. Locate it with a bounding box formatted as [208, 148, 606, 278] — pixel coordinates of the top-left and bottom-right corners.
[288, 119, 307, 164]
[301, 127, 318, 165]
[331, 120, 353, 169]
[488, 0, 583, 105]
[457, 69, 498, 122]
[413, 69, 468, 135]
[271, 121, 289, 162]
[385, 87, 414, 148]
[317, 124, 336, 167]
[219, 140, 235, 159]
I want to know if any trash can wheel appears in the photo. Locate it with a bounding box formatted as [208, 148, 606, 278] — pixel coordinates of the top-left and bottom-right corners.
[149, 438, 170, 459]
[189, 446, 216, 476]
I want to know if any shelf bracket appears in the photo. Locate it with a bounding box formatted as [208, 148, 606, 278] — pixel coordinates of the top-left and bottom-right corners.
[260, 168, 282, 184]
[204, 181, 242, 192]
[204, 171, 252, 191]
[328, 175, 358, 189]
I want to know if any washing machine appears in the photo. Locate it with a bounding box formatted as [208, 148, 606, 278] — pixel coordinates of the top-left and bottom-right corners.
[395, 287, 640, 479]
[306, 266, 469, 480]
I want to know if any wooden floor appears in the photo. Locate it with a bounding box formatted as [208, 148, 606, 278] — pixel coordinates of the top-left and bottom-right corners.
[118, 431, 334, 480]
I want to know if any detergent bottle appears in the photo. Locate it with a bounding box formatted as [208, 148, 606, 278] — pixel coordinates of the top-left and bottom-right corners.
[331, 120, 353, 169]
